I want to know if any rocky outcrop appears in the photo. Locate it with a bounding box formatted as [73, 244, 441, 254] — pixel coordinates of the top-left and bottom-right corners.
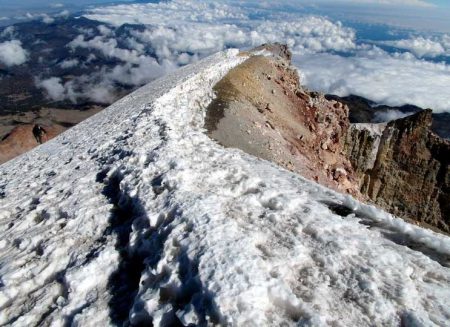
[205, 44, 359, 195]
[345, 110, 450, 232]
[206, 44, 450, 234]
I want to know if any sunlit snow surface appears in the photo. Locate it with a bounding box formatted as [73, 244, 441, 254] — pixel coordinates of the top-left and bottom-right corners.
[1, 50, 450, 326]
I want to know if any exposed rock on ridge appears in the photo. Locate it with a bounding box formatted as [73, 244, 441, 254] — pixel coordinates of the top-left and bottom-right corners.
[206, 44, 359, 195]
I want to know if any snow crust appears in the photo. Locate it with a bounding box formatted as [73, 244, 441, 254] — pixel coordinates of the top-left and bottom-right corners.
[350, 123, 387, 170]
[1, 49, 450, 326]
[352, 123, 387, 136]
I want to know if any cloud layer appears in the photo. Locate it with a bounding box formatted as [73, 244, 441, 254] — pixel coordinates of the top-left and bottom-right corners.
[32, 0, 450, 113]
[38, 1, 357, 104]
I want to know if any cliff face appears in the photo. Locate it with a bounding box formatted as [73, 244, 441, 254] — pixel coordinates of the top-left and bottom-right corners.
[345, 110, 450, 232]
[206, 44, 450, 234]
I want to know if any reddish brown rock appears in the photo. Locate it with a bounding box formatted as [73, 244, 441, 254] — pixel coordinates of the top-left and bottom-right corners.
[345, 110, 450, 232]
[205, 44, 359, 195]
[0, 106, 102, 165]
[0, 124, 65, 164]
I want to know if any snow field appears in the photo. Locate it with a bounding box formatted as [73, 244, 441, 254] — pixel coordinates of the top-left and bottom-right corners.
[0, 49, 450, 326]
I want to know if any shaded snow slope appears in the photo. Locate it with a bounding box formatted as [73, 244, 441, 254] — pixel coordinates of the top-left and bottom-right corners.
[1, 50, 450, 326]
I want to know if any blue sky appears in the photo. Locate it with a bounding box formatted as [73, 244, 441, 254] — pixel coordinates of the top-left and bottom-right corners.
[430, 0, 450, 6]
[1, 0, 448, 32]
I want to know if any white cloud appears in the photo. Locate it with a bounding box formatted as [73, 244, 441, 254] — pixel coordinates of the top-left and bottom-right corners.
[97, 25, 113, 37]
[37, 54, 170, 103]
[19, 10, 68, 24]
[0, 26, 15, 39]
[68, 34, 142, 64]
[0, 40, 28, 66]
[85, 0, 248, 27]
[73, 1, 356, 106]
[56, 10, 70, 18]
[130, 24, 249, 63]
[83, 82, 115, 103]
[381, 35, 450, 58]
[77, 27, 95, 38]
[36, 77, 66, 101]
[59, 58, 79, 69]
[253, 19, 356, 53]
[295, 47, 450, 113]
[36, 74, 117, 104]
[41, 14, 55, 24]
[105, 60, 170, 86]
[372, 110, 415, 122]
[84, 0, 356, 55]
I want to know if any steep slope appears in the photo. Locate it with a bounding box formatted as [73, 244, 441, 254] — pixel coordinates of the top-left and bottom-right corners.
[1, 49, 450, 327]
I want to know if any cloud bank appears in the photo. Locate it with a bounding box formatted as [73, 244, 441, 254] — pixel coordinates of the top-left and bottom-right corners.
[295, 48, 450, 113]
[381, 35, 450, 58]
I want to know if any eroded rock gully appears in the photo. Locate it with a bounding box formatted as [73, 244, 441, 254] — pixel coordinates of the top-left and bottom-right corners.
[205, 44, 450, 233]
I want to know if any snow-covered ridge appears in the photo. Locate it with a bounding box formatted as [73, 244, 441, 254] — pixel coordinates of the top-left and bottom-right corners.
[1, 49, 450, 326]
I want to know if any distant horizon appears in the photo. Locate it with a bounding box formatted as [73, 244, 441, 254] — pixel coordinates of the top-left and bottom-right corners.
[0, 0, 147, 26]
[0, 0, 450, 32]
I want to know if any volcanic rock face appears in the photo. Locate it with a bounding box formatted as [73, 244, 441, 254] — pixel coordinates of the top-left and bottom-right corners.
[206, 45, 359, 195]
[345, 110, 450, 232]
[206, 44, 450, 233]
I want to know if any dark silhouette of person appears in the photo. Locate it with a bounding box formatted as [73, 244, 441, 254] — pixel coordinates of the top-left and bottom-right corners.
[32, 124, 47, 144]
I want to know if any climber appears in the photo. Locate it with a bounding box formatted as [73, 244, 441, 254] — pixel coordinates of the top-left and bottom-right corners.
[32, 124, 47, 144]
